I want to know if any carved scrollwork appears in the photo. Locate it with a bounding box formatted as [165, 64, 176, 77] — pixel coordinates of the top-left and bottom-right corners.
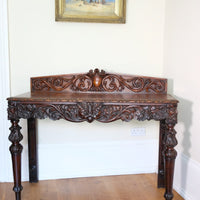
[31, 68, 167, 94]
[32, 75, 94, 92]
[146, 80, 166, 93]
[102, 75, 166, 93]
[8, 101, 177, 124]
[71, 75, 93, 91]
[32, 76, 74, 91]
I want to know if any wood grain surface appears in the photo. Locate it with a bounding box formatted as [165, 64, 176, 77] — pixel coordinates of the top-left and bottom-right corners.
[0, 174, 183, 200]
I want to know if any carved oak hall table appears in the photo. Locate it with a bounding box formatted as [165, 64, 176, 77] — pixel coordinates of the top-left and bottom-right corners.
[7, 69, 178, 200]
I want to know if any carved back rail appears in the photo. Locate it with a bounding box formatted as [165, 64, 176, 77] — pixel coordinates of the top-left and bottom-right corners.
[31, 69, 167, 94]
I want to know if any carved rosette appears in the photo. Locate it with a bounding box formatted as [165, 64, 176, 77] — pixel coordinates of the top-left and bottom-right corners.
[8, 101, 177, 124]
[31, 68, 167, 94]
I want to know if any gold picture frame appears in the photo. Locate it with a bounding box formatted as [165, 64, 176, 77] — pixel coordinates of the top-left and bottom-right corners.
[55, 0, 126, 23]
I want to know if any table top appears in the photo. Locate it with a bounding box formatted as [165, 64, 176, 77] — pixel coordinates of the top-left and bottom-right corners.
[7, 92, 178, 104]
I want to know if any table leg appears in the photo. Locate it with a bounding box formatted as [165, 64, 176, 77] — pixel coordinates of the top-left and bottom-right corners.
[28, 118, 38, 183]
[157, 120, 166, 188]
[164, 123, 177, 200]
[9, 119, 23, 200]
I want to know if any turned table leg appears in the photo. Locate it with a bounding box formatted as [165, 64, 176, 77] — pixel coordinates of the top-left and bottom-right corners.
[164, 123, 177, 200]
[158, 120, 166, 188]
[27, 118, 38, 183]
[9, 119, 23, 200]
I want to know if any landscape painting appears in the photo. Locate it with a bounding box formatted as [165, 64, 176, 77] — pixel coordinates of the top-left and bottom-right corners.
[65, 0, 115, 17]
[55, 0, 126, 23]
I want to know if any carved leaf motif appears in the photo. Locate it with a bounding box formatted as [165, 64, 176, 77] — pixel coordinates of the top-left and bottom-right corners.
[9, 122, 23, 143]
[77, 102, 103, 122]
[165, 133, 178, 147]
[8, 101, 178, 124]
[9, 120, 23, 155]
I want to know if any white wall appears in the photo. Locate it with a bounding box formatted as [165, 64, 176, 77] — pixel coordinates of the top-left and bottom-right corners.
[4, 0, 165, 182]
[8, 0, 165, 95]
[164, 0, 200, 199]
[0, 0, 11, 182]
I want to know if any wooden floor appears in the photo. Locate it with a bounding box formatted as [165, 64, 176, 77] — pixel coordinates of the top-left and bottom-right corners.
[0, 174, 184, 200]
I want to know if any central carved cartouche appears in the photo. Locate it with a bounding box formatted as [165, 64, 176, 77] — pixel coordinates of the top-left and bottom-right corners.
[93, 74, 102, 87]
[89, 68, 104, 88]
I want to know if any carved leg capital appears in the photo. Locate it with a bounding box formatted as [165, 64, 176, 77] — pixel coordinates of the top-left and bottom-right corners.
[9, 119, 23, 200]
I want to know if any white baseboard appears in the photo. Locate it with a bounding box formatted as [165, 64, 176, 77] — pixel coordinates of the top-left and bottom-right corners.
[6, 139, 158, 182]
[174, 153, 200, 200]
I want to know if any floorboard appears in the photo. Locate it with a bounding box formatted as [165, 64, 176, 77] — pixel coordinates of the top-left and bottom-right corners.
[0, 174, 184, 200]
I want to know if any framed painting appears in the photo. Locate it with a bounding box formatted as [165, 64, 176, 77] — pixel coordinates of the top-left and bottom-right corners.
[55, 0, 126, 23]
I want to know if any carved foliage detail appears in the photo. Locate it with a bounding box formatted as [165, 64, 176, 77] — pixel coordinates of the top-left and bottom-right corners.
[8, 101, 177, 124]
[9, 120, 23, 155]
[32, 75, 92, 92]
[162, 104, 178, 161]
[164, 123, 178, 160]
[31, 69, 167, 94]
[102, 75, 166, 93]
[77, 102, 103, 123]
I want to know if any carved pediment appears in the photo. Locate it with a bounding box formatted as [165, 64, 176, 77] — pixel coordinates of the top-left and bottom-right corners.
[31, 68, 167, 94]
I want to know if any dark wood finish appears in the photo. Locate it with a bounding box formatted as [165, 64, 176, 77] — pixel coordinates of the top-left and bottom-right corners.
[157, 120, 166, 188]
[30, 69, 167, 94]
[164, 123, 177, 200]
[7, 69, 179, 200]
[27, 118, 38, 183]
[9, 119, 23, 200]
